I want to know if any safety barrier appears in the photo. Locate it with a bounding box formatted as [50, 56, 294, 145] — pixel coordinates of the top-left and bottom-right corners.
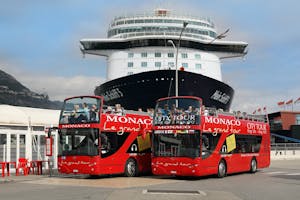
[271, 143, 300, 160]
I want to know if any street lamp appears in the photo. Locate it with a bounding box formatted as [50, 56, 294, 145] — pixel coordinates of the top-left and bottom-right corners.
[168, 21, 188, 97]
[167, 40, 176, 66]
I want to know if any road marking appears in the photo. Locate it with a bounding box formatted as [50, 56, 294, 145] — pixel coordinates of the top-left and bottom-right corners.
[285, 173, 300, 176]
[266, 171, 285, 174]
[143, 189, 207, 196]
[23, 176, 183, 188]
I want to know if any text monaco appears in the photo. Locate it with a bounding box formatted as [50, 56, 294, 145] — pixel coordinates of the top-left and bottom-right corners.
[204, 116, 241, 126]
[106, 115, 152, 125]
[61, 124, 91, 128]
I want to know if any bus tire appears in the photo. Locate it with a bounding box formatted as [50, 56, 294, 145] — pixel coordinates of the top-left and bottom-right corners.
[125, 158, 139, 177]
[250, 158, 257, 173]
[217, 160, 227, 178]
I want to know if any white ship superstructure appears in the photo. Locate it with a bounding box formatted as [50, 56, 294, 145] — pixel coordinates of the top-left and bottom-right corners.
[81, 9, 247, 81]
[80, 9, 248, 111]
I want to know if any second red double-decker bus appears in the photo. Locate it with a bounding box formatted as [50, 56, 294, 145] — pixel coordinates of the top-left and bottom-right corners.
[151, 96, 270, 177]
[55, 95, 152, 177]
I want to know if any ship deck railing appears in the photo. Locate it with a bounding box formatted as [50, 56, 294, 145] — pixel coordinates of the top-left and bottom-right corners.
[111, 13, 214, 26]
[110, 31, 210, 41]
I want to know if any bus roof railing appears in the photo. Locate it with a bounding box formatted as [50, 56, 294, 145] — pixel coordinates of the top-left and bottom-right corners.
[204, 106, 268, 123]
[102, 105, 152, 117]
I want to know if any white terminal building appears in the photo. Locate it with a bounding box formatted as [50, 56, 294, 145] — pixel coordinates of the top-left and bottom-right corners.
[0, 105, 60, 168]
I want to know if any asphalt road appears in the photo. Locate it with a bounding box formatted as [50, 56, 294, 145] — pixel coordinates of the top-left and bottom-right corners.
[1, 160, 300, 200]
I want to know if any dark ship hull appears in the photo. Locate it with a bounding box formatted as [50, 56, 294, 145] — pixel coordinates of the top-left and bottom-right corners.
[95, 70, 234, 111]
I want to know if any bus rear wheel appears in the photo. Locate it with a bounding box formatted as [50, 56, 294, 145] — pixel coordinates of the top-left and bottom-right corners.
[218, 160, 227, 178]
[125, 158, 139, 177]
[250, 158, 257, 173]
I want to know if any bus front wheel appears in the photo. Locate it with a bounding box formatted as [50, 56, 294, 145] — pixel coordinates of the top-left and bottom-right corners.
[217, 160, 227, 178]
[250, 158, 257, 173]
[125, 158, 139, 177]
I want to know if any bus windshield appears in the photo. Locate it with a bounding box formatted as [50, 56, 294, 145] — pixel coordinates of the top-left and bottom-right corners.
[154, 97, 201, 125]
[153, 130, 200, 158]
[59, 97, 101, 124]
[58, 128, 99, 156]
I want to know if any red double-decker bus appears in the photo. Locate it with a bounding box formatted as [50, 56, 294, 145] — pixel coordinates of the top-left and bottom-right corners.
[55, 95, 152, 176]
[151, 96, 270, 177]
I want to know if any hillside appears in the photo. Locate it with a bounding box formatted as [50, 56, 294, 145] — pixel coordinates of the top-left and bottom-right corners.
[0, 69, 62, 109]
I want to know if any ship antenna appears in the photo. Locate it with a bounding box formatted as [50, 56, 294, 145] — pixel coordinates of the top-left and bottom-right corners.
[209, 28, 230, 44]
[80, 45, 85, 58]
[242, 49, 248, 61]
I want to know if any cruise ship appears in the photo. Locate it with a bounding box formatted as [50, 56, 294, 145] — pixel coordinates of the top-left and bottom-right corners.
[80, 9, 247, 111]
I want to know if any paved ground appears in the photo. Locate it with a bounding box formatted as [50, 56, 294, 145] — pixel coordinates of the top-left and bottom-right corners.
[1, 160, 300, 200]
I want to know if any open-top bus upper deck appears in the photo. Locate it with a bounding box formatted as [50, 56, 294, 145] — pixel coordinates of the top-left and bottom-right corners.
[152, 96, 270, 177]
[56, 95, 152, 176]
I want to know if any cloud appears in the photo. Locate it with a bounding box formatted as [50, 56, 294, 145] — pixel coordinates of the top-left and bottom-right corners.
[24, 75, 105, 101]
[21, 74, 105, 101]
[231, 85, 300, 114]
[1, 63, 105, 101]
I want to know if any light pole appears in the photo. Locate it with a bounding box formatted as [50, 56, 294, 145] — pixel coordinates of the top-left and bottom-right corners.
[168, 21, 188, 97]
[167, 39, 176, 66]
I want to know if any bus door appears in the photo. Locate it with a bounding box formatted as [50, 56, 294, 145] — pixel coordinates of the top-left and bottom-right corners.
[220, 134, 247, 173]
[218, 134, 235, 172]
[201, 132, 221, 167]
[99, 131, 131, 163]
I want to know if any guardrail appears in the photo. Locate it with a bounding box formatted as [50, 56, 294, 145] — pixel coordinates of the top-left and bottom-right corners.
[271, 143, 300, 151]
[271, 143, 300, 160]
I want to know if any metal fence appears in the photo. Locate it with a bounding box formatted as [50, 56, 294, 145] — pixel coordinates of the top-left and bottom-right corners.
[271, 143, 300, 151]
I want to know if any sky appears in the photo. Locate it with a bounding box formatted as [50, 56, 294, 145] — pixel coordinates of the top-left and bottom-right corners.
[1, 0, 300, 113]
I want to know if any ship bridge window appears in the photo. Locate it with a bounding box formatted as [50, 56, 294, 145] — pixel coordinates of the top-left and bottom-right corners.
[155, 62, 161, 68]
[128, 62, 134, 68]
[126, 20, 134, 24]
[134, 19, 144, 23]
[209, 31, 217, 38]
[128, 52, 134, 58]
[145, 19, 153, 23]
[168, 53, 174, 58]
[141, 62, 147, 67]
[116, 21, 124, 25]
[195, 63, 202, 69]
[168, 62, 175, 68]
[195, 54, 201, 59]
[181, 53, 188, 58]
[141, 52, 147, 57]
[182, 63, 188, 68]
[155, 52, 161, 57]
